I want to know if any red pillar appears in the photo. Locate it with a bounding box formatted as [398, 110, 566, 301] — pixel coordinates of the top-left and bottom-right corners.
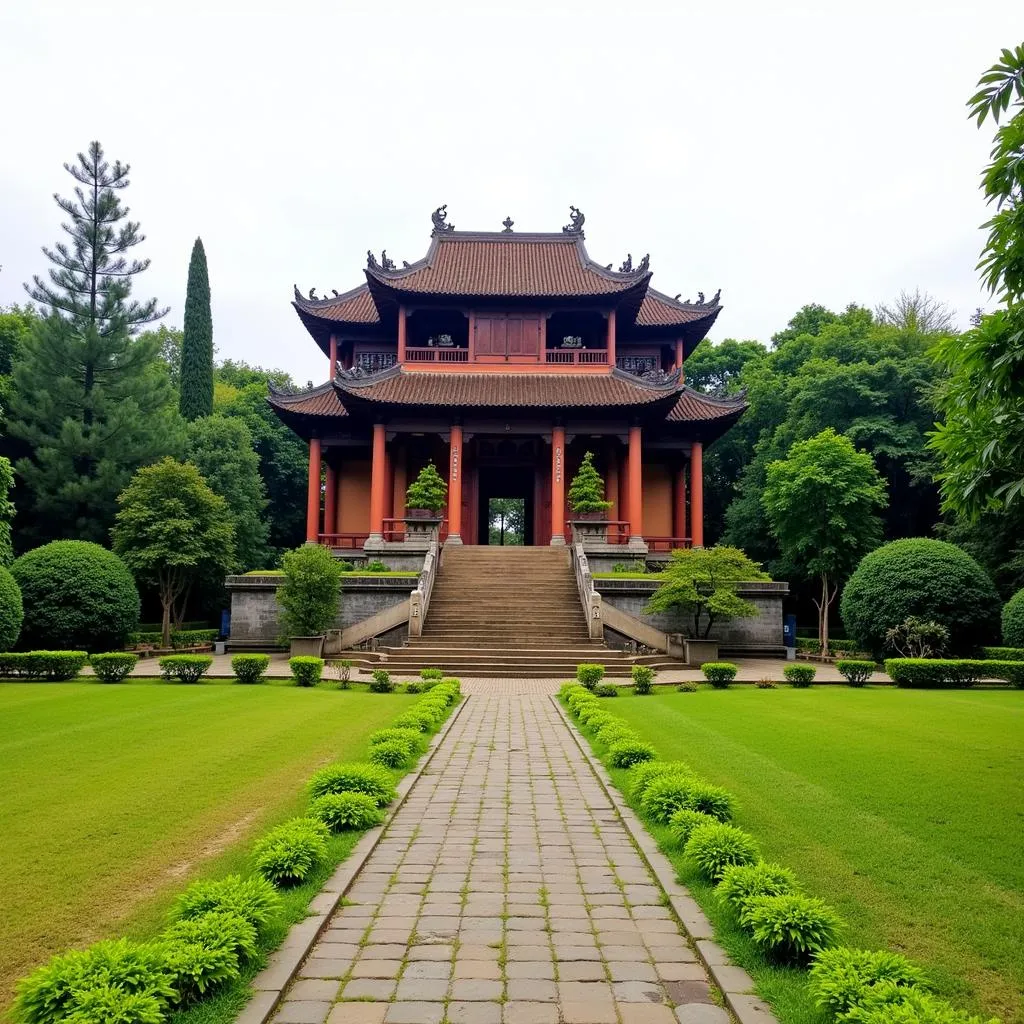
[690, 442, 704, 547]
[628, 425, 643, 540]
[324, 460, 337, 541]
[606, 310, 616, 365]
[448, 424, 463, 542]
[673, 463, 687, 540]
[674, 338, 684, 372]
[328, 334, 338, 379]
[551, 425, 566, 544]
[397, 306, 407, 363]
[369, 423, 386, 540]
[605, 444, 620, 525]
[305, 437, 321, 543]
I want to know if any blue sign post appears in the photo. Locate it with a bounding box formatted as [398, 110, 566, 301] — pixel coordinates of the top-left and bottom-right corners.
[783, 614, 797, 660]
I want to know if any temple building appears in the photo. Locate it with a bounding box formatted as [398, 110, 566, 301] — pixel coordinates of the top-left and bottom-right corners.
[268, 207, 746, 555]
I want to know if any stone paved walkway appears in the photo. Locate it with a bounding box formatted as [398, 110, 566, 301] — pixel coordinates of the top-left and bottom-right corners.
[269, 691, 727, 1024]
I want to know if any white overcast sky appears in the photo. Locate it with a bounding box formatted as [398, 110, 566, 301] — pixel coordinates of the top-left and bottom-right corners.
[1, 1, 1020, 384]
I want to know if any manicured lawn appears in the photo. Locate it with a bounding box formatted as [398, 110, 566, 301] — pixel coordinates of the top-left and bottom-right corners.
[0, 679, 416, 1012]
[598, 687, 1023, 1024]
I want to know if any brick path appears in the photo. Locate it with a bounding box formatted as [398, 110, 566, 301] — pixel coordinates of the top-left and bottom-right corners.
[270, 692, 728, 1024]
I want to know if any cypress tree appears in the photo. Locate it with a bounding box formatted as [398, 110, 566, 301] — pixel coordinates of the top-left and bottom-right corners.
[179, 238, 214, 420]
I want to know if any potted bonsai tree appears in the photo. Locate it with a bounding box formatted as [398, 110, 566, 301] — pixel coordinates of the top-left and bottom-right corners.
[568, 451, 612, 541]
[404, 463, 448, 537]
[277, 544, 344, 657]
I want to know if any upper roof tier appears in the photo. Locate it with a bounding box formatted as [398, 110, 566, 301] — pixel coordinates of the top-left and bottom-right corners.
[292, 207, 722, 343]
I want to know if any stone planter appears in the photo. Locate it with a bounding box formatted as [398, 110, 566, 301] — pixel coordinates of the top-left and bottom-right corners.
[404, 511, 443, 538]
[684, 639, 719, 667]
[570, 518, 612, 543]
[290, 636, 325, 658]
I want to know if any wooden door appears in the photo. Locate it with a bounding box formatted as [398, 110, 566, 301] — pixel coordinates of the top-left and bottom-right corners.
[474, 314, 541, 362]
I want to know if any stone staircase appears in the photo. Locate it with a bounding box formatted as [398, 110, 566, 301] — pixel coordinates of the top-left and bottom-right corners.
[378, 545, 638, 678]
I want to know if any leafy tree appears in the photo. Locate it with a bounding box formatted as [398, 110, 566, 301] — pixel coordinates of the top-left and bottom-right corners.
[185, 415, 270, 571]
[684, 338, 766, 395]
[0, 457, 14, 566]
[489, 497, 524, 545]
[112, 458, 235, 646]
[405, 462, 448, 514]
[9, 141, 181, 543]
[0, 304, 37, 427]
[646, 546, 770, 639]
[179, 238, 214, 421]
[762, 429, 888, 655]
[930, 46, 1024, 513]
[141, 324, 183, 390]
[568, 451, 611, 515]
[277, 544, 343, 638]
[874, 289, 958, 334]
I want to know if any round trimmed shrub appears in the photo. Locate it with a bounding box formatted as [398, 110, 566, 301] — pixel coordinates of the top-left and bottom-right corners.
[369, 669, 394, 693]
[595, 682, 619, 697]
[715, 862, 799, 922]
[309, 791, 382, 831]
[682, 782, 736, 821]
[684, 822, 760, 880]
[840, 539, 1000, 656]
[745, 893, 841, 961]
[595, 721, 638, 747]
[253, 818, 329, 886]
[632, 664, 654, 694]
[175, 874, 281, 933]
[232, 653, 270, 684]
[369, 728, 424, 757]
[308, 762, 396, 805]
[159, 654, 213, 684]
[90, 652, 138, 683]
[784, 664, 816, 688]
[607, 739, 655, 769]
[808, 947, 927, 1018]
[369, 740, 411, 770]
[641, 775, 696, 824]
[1003, 588, 1024, 647]
[702, 662, 738, 688]
[0, 566, 23, 652]
[668, 809, 718, 846]
[839, 984, 983, 1024]
[12, 541, 140, 653]
[836, 660, 875, 687]
[629, 760, 693, 803]
[289, 656, 323, 687]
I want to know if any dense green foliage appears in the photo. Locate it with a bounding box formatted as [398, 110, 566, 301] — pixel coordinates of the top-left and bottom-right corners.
[0, 457, 15, 566]
[840, 539, 1000, 655]
[0, 651, 88, 681]
[1002, 587, 1024, 646]
[568, 450, 612, 515]
[701, 662, 738, 687]
[12, 541, 139, 652]
[0, 565, 23, 651]
[647, 546, 769, 638]
[784, 664, 817, 687]
[230, 654, 269, 683]
[179, 239, 214, 422]
[288, 655, 323, 687]
[576, 663, 605, 688]
[276, 544, 342, 638]
[89, 653, 138, 683]
[836, 660, 875, 687]
[746, 893, 842, 962]
[884, 658, 1024, 689]
[763, 429, 887, 653]
[112, 459, 234, 646]
[307, 762, 395, 806]
[308, 792, 382, 831]
[252, 818, 328, 887]
[158, 654, 213, 684]
[631, 664, 654, 693]
[404, 462, 448, 513]
[808, 946, 927, 1018]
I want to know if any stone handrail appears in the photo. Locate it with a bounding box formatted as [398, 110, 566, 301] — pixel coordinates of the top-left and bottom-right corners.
[569, 524, 604, 640]
[408, 529, 440, 638]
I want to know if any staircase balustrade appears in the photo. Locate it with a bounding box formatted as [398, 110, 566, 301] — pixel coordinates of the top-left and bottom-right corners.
[408, 529, 440, 637]
[569, 524, 604, 640]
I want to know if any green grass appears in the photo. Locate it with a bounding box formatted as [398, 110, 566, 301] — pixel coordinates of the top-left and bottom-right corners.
[0, 678, 417, 1014]
[576, 687, 1023, 1024]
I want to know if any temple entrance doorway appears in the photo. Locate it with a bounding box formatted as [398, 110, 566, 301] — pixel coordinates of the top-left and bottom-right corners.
[476, 464, 537, 546]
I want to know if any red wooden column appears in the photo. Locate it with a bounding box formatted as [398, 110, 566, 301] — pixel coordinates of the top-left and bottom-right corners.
[397, 307, 407, 363]
[628, 425, 643, 540]
[551, 425, 566, 544]
[305, 437, 322, 543]
[690, 442, 704, 547]
[324, 459, 337, 540]
[605, 443, 620, 524]
[674, 338, 684, 372]
[673, 461, 687, 540]
[369, 423, 387, 541]
[328, 334, 338, 379]
[606, 310, 617, 365]
[448, 425, 463, 543]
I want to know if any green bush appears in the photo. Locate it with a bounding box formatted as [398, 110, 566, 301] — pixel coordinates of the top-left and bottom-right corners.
[595, 682, 619, 697]
[57, 983, 165, 1023]
[175, 875, 281, 933]
[0, 565, 23, 652]
[668, 808, 718, 846]
[684, 822, 760, 880]
[369, 727, 424, 757]
[576, 663, 605, 689]
[677, 680, 699, 692]
[253, 818, 330, 886]
[784, 664, 817, 687]
[595, 721, 638, 747]
[420, 667, 443, 681]
[289, 655, 323, 687]
[840, 984, 990, 1024]
[629, 761, 692, 803]
[369, 740, 411, 770]
[715, 862, 800, 923]
[309, 791, 382, 832]
[164, 909, 257, 965]
[404, 681, 422, 694]
[363, 560, 390, 572]
[12, 939, 175, 1024]
[884, 658, 1024, 689]
[837, 660, 875, 687]
[631, 664, 654, 694]
[642, 775, 696, 824]
[308, 762, 396, 805]
[607, 739, 656, 768]
[11, 541, 140, 653]
[981, 645, 1024, 661]
[170, 629, 218, 649]
[808, 946, 927, 1018]
[391, 710, 434, 733]
[160, 910, 257, 1002]
[746, 893, 842, 961]
[682, 782, 736, 821]
[578, 703, 614, 728]
[231, 653, 270, 684]
[369, 668, 394, 693]
[276, 544, 342, 639]
[0, 651, 89, 681]
[1002, 588, 1024, 647]
[159, 654, 213, 684]
[840, 539, 1000, 657]
[568, 450, 613, 515]
[405, 462, 447, 514]
[90, 652, 138, 683]
[702, 662, 738, 688]
[332, 658, 353, 688]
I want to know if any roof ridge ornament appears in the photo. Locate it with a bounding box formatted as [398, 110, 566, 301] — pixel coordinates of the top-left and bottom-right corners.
[502, 216, 514, 233]
[562, 205, 585, 234]
[381, 250, 396, 272]
[636, 254, 650, 274]
[432, 204, 455, 233]
[367, 250, 379, 270]
[619, 254, 632, 273]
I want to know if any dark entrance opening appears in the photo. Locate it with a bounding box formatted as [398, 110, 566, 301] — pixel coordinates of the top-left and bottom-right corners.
[477, 465, 535, 546]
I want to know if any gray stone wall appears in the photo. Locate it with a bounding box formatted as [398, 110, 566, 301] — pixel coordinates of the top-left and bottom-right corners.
[595, 580, 789, 646]
[226, 575, 417, 644]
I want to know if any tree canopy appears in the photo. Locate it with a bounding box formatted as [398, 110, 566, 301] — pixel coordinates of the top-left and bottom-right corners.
[179, 238, 214, 421]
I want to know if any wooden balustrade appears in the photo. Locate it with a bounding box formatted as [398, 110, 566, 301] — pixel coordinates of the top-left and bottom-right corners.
[646, 536, 693, 552]
[544, 348, 608, 365]
[405, 347, 469, 363]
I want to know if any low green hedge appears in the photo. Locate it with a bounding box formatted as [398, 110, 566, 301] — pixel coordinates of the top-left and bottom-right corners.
[0, 651, 88, 681]
[90, 652, 139, 683]
[784, 664, 817, 687]
[289, 656, 323, 687]
[835, 659, 875, 687]
[159, 654, 214, 684]
[884, 658, 1024, 689]
[128, 628, 218, 649]
[982, 646, 1024, 662]
[232, 653, 270, 683]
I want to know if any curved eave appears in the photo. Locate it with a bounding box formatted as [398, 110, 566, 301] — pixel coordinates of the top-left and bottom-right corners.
[661, 387, 747, 444]
[628, 301, 723, 360]
[266, 381, 348, 437]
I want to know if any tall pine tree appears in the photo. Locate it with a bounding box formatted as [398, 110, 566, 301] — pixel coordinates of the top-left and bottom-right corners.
[179, 238, 213, 420]
[10, 141, 182, 544]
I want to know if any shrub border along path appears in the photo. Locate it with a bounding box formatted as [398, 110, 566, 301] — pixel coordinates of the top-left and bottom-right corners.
[237, 694, 469, 1024]
[549, 695, 778, 1024]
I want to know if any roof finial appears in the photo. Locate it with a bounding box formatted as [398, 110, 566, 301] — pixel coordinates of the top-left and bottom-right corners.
[710, 288, 721, 306]
[293, 283, 302, 301]
[502, 216, 514, 233]
[619, 254, 633, 273]
[562, 205, 585, 234]
[367, 250, 380, 270]
[381, 250, 396, 271]
[308, 287, 319, 301]
[636, 254, 650, 273]
[432, 204, 455, 233]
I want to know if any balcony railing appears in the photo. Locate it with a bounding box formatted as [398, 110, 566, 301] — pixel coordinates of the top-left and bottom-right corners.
[545, 348, 608, 365]
[646, 536, 693, 553]
[405, 347, 469, 363]
[319, 520, 450, 547]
